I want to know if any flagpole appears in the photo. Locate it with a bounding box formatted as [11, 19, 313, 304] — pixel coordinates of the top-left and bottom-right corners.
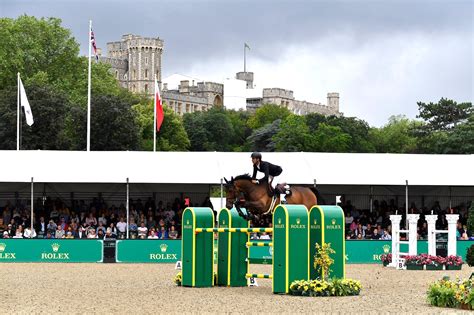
[153, 75, 157, 152]
[17, 73, 20, 151]
[244, 43, 246, 73]
[87, 20, 92, 152]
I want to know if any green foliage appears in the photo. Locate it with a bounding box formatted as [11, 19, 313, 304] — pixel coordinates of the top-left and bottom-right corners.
[289, 278, 362, 297]
[273, 115, 312, 151]
[466, 244, 474, 267]
[133, 101, 190, 151]
[417, 98, 472, 131]
[427, 277, 474, 310]
[247, 104, 290, 129]
[369, 115, 419, 153]
[313, 243, 335, 281]
[246, 119, 280, 152]
[312, 123, 351, 152]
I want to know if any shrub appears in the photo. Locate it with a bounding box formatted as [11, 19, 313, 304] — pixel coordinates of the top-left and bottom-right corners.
[427, 277, 474, 310]
[466, 245, 474, 267]
[289, 278, 362, 297]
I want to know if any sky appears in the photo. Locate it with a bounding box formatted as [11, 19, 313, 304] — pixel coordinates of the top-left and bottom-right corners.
[2, 0, 473, 126]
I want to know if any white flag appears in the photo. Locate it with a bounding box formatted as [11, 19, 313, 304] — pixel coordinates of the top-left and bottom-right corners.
[19, 78, 34, 126]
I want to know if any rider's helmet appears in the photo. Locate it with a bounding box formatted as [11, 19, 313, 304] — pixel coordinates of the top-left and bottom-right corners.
[250, 152, 262, 160]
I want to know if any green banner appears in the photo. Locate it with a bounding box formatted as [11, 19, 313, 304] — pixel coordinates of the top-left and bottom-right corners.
[116, 240, 181, 263]
[0, 239, 103, 262]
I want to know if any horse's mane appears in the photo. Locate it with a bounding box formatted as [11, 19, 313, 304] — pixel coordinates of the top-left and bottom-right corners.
[233, 174, 253, 181]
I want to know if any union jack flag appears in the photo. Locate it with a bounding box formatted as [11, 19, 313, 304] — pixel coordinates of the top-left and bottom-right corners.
[90, 27, 98, 62]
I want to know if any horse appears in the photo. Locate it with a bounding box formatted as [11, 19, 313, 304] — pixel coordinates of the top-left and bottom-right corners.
[224, 174, 323, 220]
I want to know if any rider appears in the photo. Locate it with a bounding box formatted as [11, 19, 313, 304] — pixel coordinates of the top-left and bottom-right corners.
[250, 152, 288, 203]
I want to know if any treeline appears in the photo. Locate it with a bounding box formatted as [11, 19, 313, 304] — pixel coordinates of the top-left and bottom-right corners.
[0, 16, 472, 153]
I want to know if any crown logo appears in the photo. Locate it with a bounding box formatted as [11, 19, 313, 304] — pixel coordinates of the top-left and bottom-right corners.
[331, 219, 336, 225]
[0, 243, 5, 252]
[222, 220, 225, 225]
[296, 218, 301, 225]
[51, 243, 60, 252]
[160, 244, 168, 253]
[383, 244, 390, 253]
[186, 220, 189, 225]
[313, 219, 317, 225]
[278, 218, 282, 224]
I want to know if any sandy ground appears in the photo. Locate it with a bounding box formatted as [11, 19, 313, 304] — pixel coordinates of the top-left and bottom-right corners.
[0, 263, 472, 314]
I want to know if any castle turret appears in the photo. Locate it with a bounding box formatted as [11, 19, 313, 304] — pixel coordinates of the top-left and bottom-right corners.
[236, 71, 254, 89]
[327, 92, 339, 112]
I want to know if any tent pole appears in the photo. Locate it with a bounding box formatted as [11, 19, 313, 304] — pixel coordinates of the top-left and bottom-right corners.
[220, 178, 223, 209]
[126, 178, 129, 239]
[31, 177, 34, 237]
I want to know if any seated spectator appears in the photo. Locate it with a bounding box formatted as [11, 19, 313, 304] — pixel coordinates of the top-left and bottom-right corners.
[44, 232, 54, 239]
[138, 222, 148, 239]
[55, 225, 65, 239]
[36, 217, 46, 238]
[47, 220, 57, 236]
[109, 223, 118, 237]
[147, 216, 156, 230]
[147, 229, 158, 239]
[460, 232, 469, 240]
[13, 228, 23, 238]
[157, 226, 168, 239]
[6, 224, 14, 237]
[116, 218, 127, 236]
[58, 217, 68, 231]
[260, 232, 271, 240]
[96, 222, 106, 235]
[3, 231, 10, 239]
[97, 229, 105, 239]
[87, 229, 97, 239]
[365, 224, 373, 239]
[23, 227, 36, 239]
[85, 213, 97, 227]
[129, 218, 138, 238]
[371, 228, 381, 240]
[104, 228, 116, 239]
[381, 230, 392, 240]
[78, 222, 88, 239]
[65, 231, 74, 239]
[168, 226, 178, 239]
[0, 218, 5, 236]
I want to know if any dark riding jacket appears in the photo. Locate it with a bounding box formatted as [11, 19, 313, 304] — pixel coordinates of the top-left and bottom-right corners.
[252, 161, 282, 183]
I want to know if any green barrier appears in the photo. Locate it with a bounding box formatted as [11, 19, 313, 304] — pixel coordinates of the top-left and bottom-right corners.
[116, 240, 181, 263]
[0, 239, 103, 262]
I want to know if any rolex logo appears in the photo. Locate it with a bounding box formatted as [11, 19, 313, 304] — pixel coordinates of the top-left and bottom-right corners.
[296, 218, 301, 225]
[160, 244, 168, 253]
[0, 243, 5, 252]
[331, 219, 336, 225]
[383, 244, 390, 254]
[51, 243, 60, 252]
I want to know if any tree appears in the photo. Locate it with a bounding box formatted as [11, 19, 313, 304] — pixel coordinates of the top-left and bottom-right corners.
[312, 123, 351, 152]
[133, 101, 190, 151]
[183, 107, 235, 151]
[0, 81, 71, 150]
[69, 94, 141, 151]
[247, 104, 291, 129]
[466, 202, 474, 240]
[0, 16, 81, 93]
[246, 119, 281, 152]
[369, 115, 419, 153]
[273, 115, 313, 151]
[417, 98, 472, 131]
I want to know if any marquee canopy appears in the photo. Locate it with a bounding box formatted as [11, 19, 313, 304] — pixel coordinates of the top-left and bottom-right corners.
[0, 151, 472, 186]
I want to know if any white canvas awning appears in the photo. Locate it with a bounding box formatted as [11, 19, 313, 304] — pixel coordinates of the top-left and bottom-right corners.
[0, 151, 472, 186]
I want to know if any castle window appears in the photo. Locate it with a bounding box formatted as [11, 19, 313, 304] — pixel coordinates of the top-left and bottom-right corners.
[145, 69, 148, 79]
[145, 84, 148, 94]
[115, 71, 119, 79]
[133, 70, 137, 80]
[145, 57, 148, 65]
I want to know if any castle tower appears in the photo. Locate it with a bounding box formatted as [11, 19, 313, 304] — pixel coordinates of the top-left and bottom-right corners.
[327, 92, 339, 112]
[105, 34, 164, 96]
[236, 71, 254, 89]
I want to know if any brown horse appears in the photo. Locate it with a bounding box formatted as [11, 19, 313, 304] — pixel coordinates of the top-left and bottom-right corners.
[224, 174, 322, 220]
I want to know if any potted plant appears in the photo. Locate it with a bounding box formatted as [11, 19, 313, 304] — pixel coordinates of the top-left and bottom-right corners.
[381, 253, 392, 267]
[404, 255, 424, 270]
[445, 255, 463, 270]
[425, 255, 445, 270]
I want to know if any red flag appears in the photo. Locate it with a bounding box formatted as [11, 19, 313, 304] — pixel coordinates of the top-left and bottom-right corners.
[155, 78, 164, 131]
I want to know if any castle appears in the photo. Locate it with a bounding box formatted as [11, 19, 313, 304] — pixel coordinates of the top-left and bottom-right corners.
[101, 34, 339, 116]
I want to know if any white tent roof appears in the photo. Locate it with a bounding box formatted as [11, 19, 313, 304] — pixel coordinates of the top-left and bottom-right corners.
[0, 151, 472, 186]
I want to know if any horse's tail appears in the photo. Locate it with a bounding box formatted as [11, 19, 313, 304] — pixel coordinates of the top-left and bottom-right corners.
[309, 187, 326, 205]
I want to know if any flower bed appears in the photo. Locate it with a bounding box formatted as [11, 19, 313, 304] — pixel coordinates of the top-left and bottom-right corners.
[289, 279, 362, 297]
[403, 254, 463, 270]
[381, 253, 391, 266]
[427, 277, 474, 310]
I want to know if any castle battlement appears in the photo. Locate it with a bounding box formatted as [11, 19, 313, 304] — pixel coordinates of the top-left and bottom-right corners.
[263, 88, 294, 100]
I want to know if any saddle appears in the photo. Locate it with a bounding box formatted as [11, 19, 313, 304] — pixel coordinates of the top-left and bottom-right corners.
[274, 183, 291, 196]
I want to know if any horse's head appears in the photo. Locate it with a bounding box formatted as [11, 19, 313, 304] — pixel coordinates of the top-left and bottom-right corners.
[224, 177, 239, 209]
[224, 174, 254, 210]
